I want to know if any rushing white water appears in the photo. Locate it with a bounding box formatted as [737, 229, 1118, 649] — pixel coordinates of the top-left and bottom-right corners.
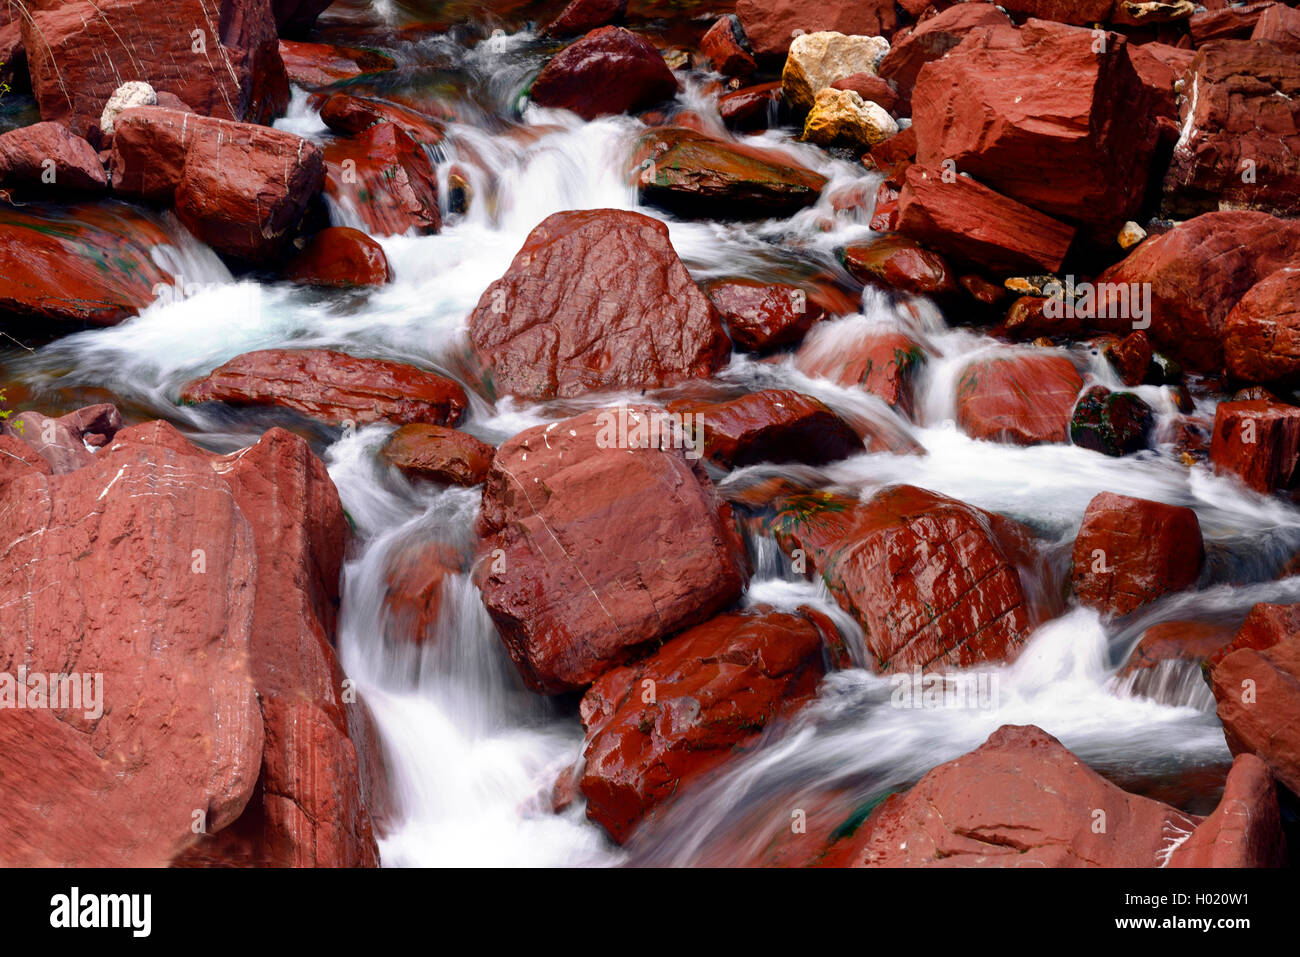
[11, 25, 1289, 866]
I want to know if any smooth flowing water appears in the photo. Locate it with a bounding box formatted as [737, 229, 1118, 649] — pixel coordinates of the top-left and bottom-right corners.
[8, 10, 1296, 866]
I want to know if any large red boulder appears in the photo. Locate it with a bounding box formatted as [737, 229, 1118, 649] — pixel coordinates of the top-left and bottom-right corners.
[324, 122, 441, 236]
[19, 0, 288, 136]
[577, 610, 831, 843]
[466, 209, 729, 400]
[773, 485, 1035, 672]
[1070, 492, 1203, 616]
[896, 165, 1075, 275]
[912, 20, 1158, 233]
[179, 349, 468, 427]
[1164, 39, 1300, 217]
[842, 235, 957, 298]
[110, 107, 324, 261]
[700, 16, 756, 78]
[0, 122, 106, 192]
[475, 407, 748, 693]
[956, 353, 1083, 445]
[665, 390, 862, 468]
[1128, 41, 1195, 121]
[706, 279, 823, 353]
[286, 226, 392, 288]
[1224, 267, 1300, 383]
[878, 3, 1012, 112]
[1097, 211, 1300, 372]
[734, 0, 899, 57]
[0, 202, 172, 327]
[380, 424, 494, 486]
[1209, 604, 1300, 797]
[1169, 754, 1286, 868]
[1210, 399, 1300, 494]
[631, 126, 826, 219]
[828, 725, 1275, 867]
[0, 422, 264, 866]
[529, 26, 677, 120]
[2, 404, 123, 474]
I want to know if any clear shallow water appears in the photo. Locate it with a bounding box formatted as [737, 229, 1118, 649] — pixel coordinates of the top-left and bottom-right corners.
[7, 23, 1287, 866]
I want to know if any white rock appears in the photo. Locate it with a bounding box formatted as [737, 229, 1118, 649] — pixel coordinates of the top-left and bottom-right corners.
[782, 32, 891, 114]
[1118, 220, 1148, 249]
[100, 81, 158, 137]
[802, 88, 899, 150]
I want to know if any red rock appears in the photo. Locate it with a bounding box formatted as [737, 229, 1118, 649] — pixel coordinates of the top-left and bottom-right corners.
[1209, 613, 1300, 797]
[868, 126, 916, 169]
[3, 404, 123, 474]
[383, 542, 462, 646]
[842, 235, 957, 298]
[1070, 492, 1203, 616]
[1189, 1, 1276, 44]
[830, 73, 898, 114]
[476, 406, 748, 693]
[166, 424, 378, 867]
[1104, 330, 1153, 385]
[912, 20, 1158, 233]
[1127, 41, 1194, 120]
[111, 107, 324, 261]
[665, 390, 861, 467]
[706, 279, 822, 352]
[287, 227, 392, 288]
[796, 326, 927, 415]
[1209, 603, 1300, 672]
[1224, 267, 1300, 383]
[317, 93, 446, 145]
[577, 610, 830, 843]
[179, 348, 468, 427]
[1069, 385, 1156, 456]
[1209, 399, 1300, 494]
[960, 273, 1007, 307]
[1169, 754, 1286, 868]
[467, 209, 729, 400]
[700, 16, 755, 77]
[833, 725, 1205, 867]
[544, 0, 628, 36]
[324, 122, 441, 237]
[19, 0, 288, 136]
[773, 485, 1035, 672]
[896, 165, 1075, 274]
[718, 81, 782, 131]
[0, 424, 264, 866]
[1097, 211, 1300, 372]
[999, 294, 1083, 341]
[1163, 40, 1300, 217]
[878, 2, 1012, 112]
[0, 122, 105, 192]
[1119, 620, 1236, 679]
[278, 39, 396, 88]
[381, 424, 494, 485]
[0, 201, 173, 326]
[1252, 3, 1300, 45]
[0, 7, 21, 91]
[632, 126, 825, 218]
[956, 353, 1083, 445]
[530, 26, 677, 120]
[867, 179, 899, 231]
[735, 0, 899, 57]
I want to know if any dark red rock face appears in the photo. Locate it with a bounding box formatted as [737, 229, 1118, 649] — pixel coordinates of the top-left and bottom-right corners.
[795, 326, 928, 416]
[1225, 268, 1300, 383]
[381, 424, 495, 485]
[530, 27, 678, 120]
[0, 122, 106, 192]
[878, 2, 1012, 113]
[544, 0, 628, 37]
[476, 407, 748, 694]
[287, 227, 392, 288]
[1210, 399, 1300, 494]
[700, 16, 755, 77]
[665, 390, 862, 468]
[467, 209, 730, 400]
[912, 20, 1158, 234]
[20, 0, 288, 136]
[179, 349, 468, 427]
[578, 609, 831, 843]
[707, 279, 823, 352]
[324, 123, 442, 237]
[772, 486, 1035, 672]
[1070, 492, 1204, 617]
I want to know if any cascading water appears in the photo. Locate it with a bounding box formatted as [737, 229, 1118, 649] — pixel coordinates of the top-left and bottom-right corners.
[8, 10, 1294, 868]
